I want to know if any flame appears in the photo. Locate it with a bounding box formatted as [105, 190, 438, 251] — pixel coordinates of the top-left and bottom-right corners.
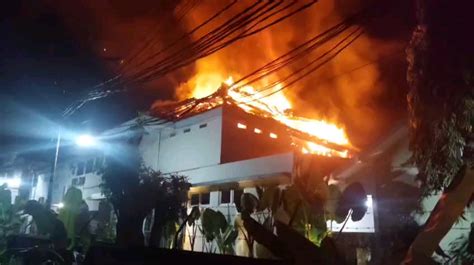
[171, 0, 407, 150]
[183, 75, 351, 158]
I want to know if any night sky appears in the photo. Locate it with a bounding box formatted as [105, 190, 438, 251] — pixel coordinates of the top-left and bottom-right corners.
[1, 1, 146, 159]
[0, 0, 414, 161]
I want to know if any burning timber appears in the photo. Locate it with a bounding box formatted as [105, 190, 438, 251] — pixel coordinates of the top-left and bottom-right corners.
[152, 83, 356, 158]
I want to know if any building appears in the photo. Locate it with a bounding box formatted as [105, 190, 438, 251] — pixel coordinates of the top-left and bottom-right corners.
[0, 154, 49, 204]
[49, 94, 376, 255]
[44, 109, 472, 262]
[332, 125, 474, 264]
[6, 83, 469, 263]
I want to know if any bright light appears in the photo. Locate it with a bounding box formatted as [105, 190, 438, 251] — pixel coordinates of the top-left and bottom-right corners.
[57, 202, 64, 209]
[237, 123, 247, 129]
[75, 134, 97, 147]
[0, 177, 22, 189]
[366, 195, 373, 208]
[269, 133, 278, 139]
[254, 128, 262, 134]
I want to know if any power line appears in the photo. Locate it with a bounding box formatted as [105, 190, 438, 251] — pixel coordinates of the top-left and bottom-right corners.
[62, 1, 317, 117]
[118, 0, 200, 72]
[308, 49, 404, 87]
[144, 8, 371, 122]
[147, 15, 366, 122]
[237, 27, 365, 104]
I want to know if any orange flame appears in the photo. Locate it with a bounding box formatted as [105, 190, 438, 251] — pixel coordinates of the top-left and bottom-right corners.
[181, 75, 351, 158]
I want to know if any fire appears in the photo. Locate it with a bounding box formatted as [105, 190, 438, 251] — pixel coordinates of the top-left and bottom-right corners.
[184, 75, 352, 158]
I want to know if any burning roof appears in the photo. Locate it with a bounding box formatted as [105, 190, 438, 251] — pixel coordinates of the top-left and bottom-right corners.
[151, 77, 356, 158]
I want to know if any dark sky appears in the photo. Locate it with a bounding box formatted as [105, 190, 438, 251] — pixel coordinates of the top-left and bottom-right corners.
[0, 1, 145, 159]
[0, 0, 414, 161]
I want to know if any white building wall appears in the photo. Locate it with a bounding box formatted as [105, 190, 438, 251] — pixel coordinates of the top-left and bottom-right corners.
[178, 152, 294, 185]
[51, 163, 71, 207]
[30, 174, 48, 201]
[51, 156, 104, 211]
[157, 108, 222, 173]
[139, 126, 161, 171]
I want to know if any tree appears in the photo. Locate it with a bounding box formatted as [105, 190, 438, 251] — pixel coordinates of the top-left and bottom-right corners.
[100, 135, 190, 247]
[101, 157, 190, 247]
[403, 0, 474, 263]
[100, 143, 144, 247]
[233, 179, 365, 263]
[0, 184, 23, 261]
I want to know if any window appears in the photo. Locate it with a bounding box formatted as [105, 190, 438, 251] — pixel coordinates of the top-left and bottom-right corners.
[76, 162, 85, 176]
[199, 123, 207, 128]
[220, 190, 231, 204]
[72, 177, 85, 186]
[269, 133, 278, 139]
[85, 159, 94, 174]
[200, 192, 210, 205]
[77, 177, 86, 186]
[183, 128, 191, 133]
[170, 132, 176, 137]
[95, 156, 104, 170]
[233, 189, 243, 205]
[190, 194, 199, 206]
[237, 123, 247, 129]
[254, 128, 262, 134]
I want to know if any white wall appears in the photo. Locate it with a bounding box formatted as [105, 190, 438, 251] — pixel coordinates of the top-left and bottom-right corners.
[175, 152, 294, 186]
[51, 156, 103, 211]
[30, 174, 48, 201]
[139, 126, 162, 171]
[157, 108, 223, 173]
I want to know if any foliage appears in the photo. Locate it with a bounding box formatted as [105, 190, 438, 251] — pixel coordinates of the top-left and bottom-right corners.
[58, 186, 83, 249]
[406, 0, 474, 195]
[174, 206, 200, 250]
[100, 120, 190, 247]
[280, 184, 328, 246]
[187, 206, 201, 226]
[140, 167, 190, 248]
[200, 208, 238, 255]
[402, 1, 474, 263]
[94, 201, 116, 243]
[100, 148, 190, 247]
[235, 179, 368, 260]
[448, 224, 474, 264]
[0, 185, 24, 261]
[161, 221, 178, 248]
[23, 200, 68, 248]
[325, 184, 344, 223]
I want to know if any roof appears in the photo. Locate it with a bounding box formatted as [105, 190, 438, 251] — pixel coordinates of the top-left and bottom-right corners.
[149, 83, 355, 155]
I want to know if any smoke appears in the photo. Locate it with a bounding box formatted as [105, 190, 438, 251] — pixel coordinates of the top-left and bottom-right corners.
[48, 0, 414, 148]
[175, 0, 414, 147]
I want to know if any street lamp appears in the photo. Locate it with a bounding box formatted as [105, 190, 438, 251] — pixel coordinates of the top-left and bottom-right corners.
[46, 132, 97, 208]
[75, 134, 97, 147]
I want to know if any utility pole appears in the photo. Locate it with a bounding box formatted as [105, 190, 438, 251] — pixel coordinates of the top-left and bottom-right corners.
[46, 130, 61, 208]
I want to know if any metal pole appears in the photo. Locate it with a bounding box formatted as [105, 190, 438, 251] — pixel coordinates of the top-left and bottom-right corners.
[46, 130, 61, 208]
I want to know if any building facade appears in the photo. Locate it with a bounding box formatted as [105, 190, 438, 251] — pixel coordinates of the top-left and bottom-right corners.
[49, 104, 375, 256]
